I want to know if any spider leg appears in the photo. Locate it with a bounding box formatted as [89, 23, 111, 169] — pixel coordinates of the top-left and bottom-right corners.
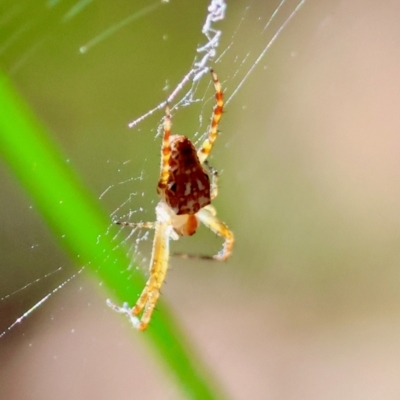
[116, 221, 156, 229]
[111, 220, 169, 331]
[132, 221, 170, 330]
[110, 203, 173, 330]
[197, 205, 233, 261]
[172, 252, 214, 261]
[197, 69, 224, 164]
[174, 205, 234, 261]
[204, 159, 218, 200]
[157, 103, 172, 192]
[108, 221, 170, 331]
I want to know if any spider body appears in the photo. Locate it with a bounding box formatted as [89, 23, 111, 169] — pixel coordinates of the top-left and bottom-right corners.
[159, 135, 211, 217]
[108, 69, 234, 331]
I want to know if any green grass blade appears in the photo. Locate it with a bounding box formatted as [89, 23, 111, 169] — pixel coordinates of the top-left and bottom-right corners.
[0, 70, 228, 400]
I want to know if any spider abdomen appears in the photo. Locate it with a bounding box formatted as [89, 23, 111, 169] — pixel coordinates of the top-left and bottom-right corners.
[164, 135, 211, 215]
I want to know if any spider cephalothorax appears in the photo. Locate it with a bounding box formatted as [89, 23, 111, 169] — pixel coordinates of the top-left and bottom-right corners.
[107, 69, 234, 331]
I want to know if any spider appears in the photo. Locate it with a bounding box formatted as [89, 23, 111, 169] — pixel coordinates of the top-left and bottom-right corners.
[107, 69, 234, 331]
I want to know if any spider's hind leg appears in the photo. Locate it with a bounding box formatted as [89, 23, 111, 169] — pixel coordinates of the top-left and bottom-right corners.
[157, 102, 172, 192]
[197, 69, 224, 164]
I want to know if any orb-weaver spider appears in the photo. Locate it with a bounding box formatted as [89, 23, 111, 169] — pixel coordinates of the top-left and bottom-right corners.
[107, 69, 234, 331]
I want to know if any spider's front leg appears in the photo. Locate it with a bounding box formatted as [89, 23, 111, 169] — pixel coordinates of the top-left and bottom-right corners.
[134, 220, 171, 330]
[108, 218, 171, 331]
[197, 205, 234, 261]
[173, 205, 234, 261]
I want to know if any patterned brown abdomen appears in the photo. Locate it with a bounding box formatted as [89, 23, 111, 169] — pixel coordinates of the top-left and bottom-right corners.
[163, 135, 211, 215]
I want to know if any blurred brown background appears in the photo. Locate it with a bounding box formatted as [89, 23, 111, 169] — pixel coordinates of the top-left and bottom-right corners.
[1, 0, 400, 399]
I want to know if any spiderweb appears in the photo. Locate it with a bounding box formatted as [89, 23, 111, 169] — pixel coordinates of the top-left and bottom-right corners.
[3, 1, 400, 399]
[0, 0, 307, 351]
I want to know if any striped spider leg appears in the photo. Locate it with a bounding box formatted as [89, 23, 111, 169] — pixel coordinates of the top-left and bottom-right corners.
[107, 69, 234, 331]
